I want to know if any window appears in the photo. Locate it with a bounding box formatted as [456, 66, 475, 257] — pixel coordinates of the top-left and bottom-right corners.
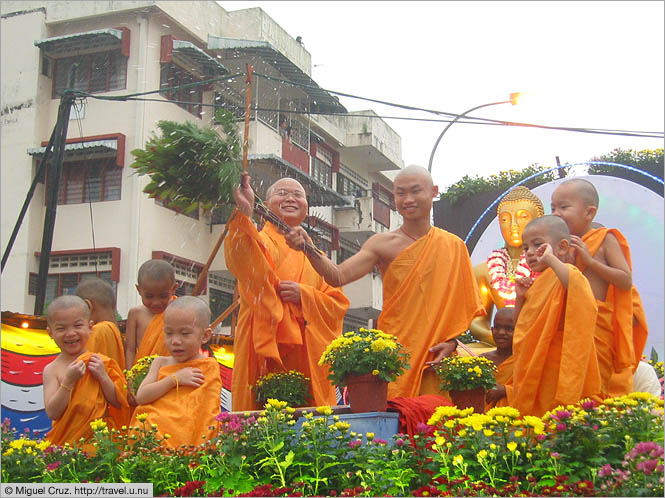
[152, 251, 204, 295]
[175, 281, 195, 297]
[337, 246, 356, 264]
[53, 50, 127, 97]
[209, 288, 234, 326]
[210, 204, 235, 225]
[372, 182, 395, 228]
[337, 174, 365, 197]
[160, 63, 203, 118]
[56, 158, 121, 205]
[29, 271, 115, 305]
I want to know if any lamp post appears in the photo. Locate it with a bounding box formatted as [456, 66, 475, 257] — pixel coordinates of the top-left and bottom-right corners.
[427, 93, 521, 173]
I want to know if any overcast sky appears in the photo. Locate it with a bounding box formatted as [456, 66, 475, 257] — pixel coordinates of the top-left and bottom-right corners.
[221, 1, 664, 190]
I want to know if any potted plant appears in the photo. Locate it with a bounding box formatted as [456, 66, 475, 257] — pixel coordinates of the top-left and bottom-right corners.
[319, 328, 410, 413]
[434, 355, 496, 413]
[253, 370, 311, 407]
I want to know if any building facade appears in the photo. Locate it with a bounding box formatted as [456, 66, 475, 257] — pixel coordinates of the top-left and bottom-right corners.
[1, 0, 404, 333]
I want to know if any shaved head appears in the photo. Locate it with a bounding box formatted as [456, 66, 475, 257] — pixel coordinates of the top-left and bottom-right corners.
[266, 178, 306, 200]
[46, 295, 90, 326]
[137, 259, 175, 285]
[559, 179, 599, 207]
[524, 215, 571, 242]
[395, 165, 434, 188]
[165, 296, 211, 328]
[493, 306, 514, 325]
[75, 277, 116, 309]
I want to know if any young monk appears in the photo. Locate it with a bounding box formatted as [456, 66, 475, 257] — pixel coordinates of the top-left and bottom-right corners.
[483, 307, 514, 408]
[511, 215, 602, 417]
[284, 165, 484, 399]
[74, 278, 125, 370]
[132, 296, 222, 448]
[226, 175, 349, 410]
[125, 260, 177, 367]
[551, 178, 648, 396]
[42, 295, 130, 448]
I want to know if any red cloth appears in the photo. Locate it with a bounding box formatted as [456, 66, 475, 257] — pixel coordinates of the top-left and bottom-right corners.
[387, 395, 452, 438]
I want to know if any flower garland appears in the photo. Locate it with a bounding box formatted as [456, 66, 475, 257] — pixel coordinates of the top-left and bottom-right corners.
[487, 248, 535, 306]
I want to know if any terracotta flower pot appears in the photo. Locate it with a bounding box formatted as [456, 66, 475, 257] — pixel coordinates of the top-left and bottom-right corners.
[345, 373, 388, 413]
[449, 386, 486, 413]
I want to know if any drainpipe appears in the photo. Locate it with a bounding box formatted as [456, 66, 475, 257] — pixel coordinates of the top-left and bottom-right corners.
[127, 13, 148, 311]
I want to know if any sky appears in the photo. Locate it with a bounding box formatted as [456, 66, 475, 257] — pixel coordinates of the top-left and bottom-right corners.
[221, 0, 664, 190]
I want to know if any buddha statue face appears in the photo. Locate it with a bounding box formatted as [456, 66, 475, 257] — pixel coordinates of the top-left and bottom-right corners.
[497, 187, 545, 249]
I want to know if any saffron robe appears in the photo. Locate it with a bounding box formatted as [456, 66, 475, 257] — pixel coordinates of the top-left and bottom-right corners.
[576, 228, 648, 396]
[512, 265, 602, 417]
[135, 308, 170, 363]
[378, 227, 484, 399]
[46, 352, 130, 448]
[486, 355, 514, 410]
[88, 321, 125, 371]
[224, 214, 350, 411]
[387, 395, 452, 438]
[131, 357, 222, 448]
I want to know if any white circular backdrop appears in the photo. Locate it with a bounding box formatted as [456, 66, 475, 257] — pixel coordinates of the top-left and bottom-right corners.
[470, 175, 664, 358]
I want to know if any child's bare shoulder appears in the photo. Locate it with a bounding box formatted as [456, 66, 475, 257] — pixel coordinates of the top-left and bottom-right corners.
[43, 355, 67, 380]
[128, 304, 151, 319]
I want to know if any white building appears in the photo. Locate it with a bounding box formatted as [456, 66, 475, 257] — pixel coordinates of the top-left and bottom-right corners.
[1, 1, 404, 333]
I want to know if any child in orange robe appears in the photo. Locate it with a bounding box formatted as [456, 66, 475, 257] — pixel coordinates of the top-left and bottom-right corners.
[511, 216, 602, 417]
[132, 296, 222, 448]
[42, 296, 129, 449]
[483, 307, 515, 409]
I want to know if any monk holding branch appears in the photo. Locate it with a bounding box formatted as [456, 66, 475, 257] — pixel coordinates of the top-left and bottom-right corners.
[511, 215, 602, 417]
[43, 296, 129, 449]
[225, 175, 350, 410]
[551, 178, 647, 396]
[132, 296, 221, 448]
[75, 277, 125, 370]
[285, 165, 484, 399]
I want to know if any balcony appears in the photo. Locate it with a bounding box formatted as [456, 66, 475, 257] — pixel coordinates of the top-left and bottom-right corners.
[340, 111, 404, 173]
[334, 193, 394, 241]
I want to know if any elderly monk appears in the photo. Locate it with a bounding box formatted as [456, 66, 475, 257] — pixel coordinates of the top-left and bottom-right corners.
[470, 187, 544, 347]
[224, 175, 350, 410]
[285, 165, 484, 399]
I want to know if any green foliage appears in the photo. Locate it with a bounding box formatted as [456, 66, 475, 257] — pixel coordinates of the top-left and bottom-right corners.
[253, 370, 311, 407]
[588, 148, 664, 177]
[130, 109, 242, 214]
[440, 164, 558, 204]
[435, 355, 497, 391]
[319, 328, 410, 386]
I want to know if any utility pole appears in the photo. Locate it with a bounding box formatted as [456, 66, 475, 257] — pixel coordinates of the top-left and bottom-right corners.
[34, 68, 78, 315]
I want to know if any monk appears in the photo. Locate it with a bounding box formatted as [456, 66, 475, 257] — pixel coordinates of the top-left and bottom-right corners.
[126, 259, 178, 367]
[225, 175, 350, 410]
[551, 178, 648, 396]
[132, 297, 221, 447]
[482, 307, 515, 409]
[42, 295, 129, 448]
[285, 165, 484, 399]
[75, 277, 125, 370]
[511, 216, 601, 417]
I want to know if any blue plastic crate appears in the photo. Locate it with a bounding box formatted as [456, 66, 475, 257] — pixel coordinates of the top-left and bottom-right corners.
[295, 411, 400, 444]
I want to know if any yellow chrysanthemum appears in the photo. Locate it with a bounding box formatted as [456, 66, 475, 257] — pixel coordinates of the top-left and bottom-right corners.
[90, 419, 108, 431]
[507, 441, 517, 452]
[316, 406, 333, 416]
[136, 413, 148, 422]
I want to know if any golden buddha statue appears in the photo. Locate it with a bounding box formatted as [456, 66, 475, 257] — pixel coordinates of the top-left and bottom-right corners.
[469, 186, 545, 345]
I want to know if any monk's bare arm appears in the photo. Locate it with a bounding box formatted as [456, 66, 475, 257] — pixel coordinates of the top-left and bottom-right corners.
[585, 234, 632, 291]
[125, 307, 143, 368]
[287, 227, 382, 287]
[539, 244, 569, 288]
[43, 359, 86, 420]
[514, 277, 533, 322]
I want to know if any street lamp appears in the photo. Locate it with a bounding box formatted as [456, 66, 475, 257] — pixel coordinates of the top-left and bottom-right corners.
[427, 93, 522, 173]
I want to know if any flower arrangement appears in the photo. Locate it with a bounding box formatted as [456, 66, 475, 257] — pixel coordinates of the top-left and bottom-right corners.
[124, 355, 157, 395]
[253, 370, 311, 407]
[487, 248, 534, 306]
[318, 328, 410, 386]
[435, 355, 497, 392]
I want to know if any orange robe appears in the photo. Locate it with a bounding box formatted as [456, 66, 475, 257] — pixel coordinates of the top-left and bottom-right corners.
[486, 355, 513, 410]
[88, 321, 125, 371]
[46, 352, 130, 448]
[224, 214, 350, 411]
[577, 228, 648, 396]
[131, 357, 221, 448]
[512, 265, 601, 417]
[135, 310, 170, 362]
[378, 227, 484, 399]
